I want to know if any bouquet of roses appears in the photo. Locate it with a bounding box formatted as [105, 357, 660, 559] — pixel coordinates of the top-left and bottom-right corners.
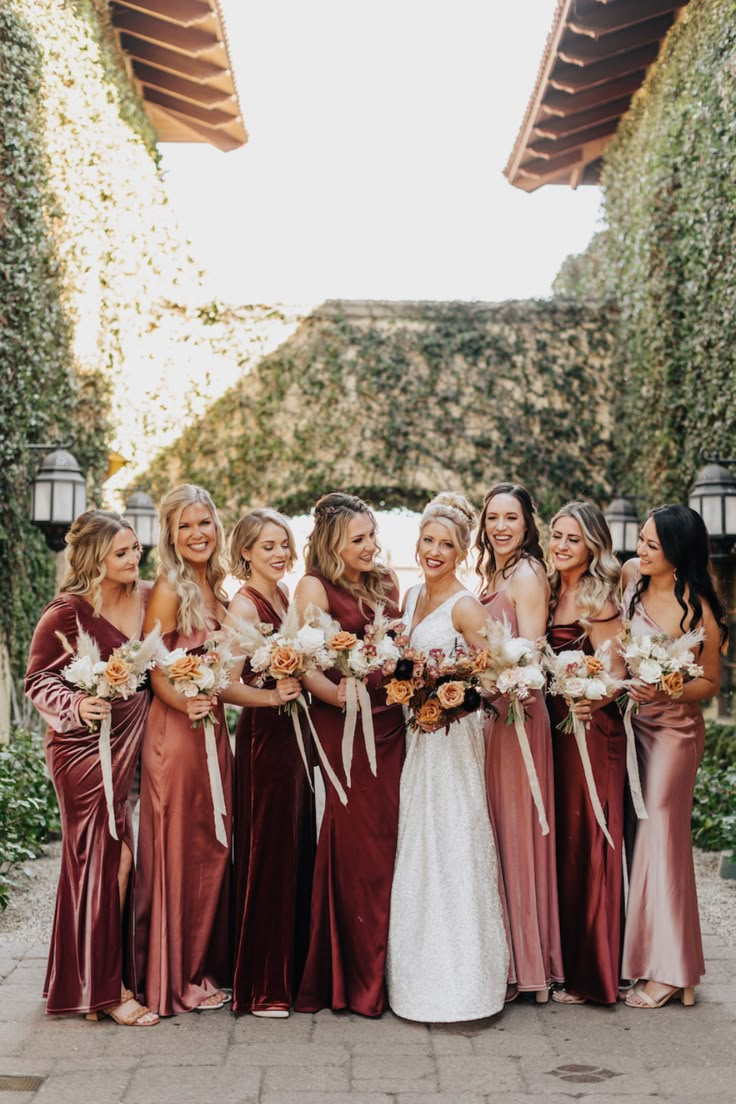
[543, 641, 627, 847]
[390, 644, 485, 734]
[56, 621, 164, 839]
[160, 632, 240, 846]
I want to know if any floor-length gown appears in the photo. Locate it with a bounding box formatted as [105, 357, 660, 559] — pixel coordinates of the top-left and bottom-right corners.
[483, 590, 563, 995]
[621, 580, 706, 989]
[294, 574, 405, 1018]
[24, 595, 150, 1014]
[135, 622, 233, 1016]
[232, 586, 316, 1014]
[387, 588, 508, 1021]
[547, 617, 626, 1004]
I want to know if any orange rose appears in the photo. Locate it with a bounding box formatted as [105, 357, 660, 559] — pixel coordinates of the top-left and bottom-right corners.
[661, 670, 684, 698]
[168, 655, 203, 682]
[103, 657, 131, 687]
[329, 631, 360, 651]
[415, 698, 443, 730]
[584, 655, 605, 675]
[386, 679, 415, 705]
[436, 681, 466, 710]
[471, 649, 492, 674]
[270, 644, 301, 678]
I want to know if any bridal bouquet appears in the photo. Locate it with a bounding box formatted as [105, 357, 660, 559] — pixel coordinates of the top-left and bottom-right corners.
[56, 621, 164, 839]
[389, 645, 484, 733]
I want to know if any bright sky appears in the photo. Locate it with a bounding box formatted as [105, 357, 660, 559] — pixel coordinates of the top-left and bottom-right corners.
[159, 0, 604, 304]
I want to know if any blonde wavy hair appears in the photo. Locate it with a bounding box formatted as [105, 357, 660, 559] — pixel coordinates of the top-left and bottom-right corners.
[229, 508, 296, 580]
[60, 510, 138, 614]
[548, 500, 621, 626]
[157, 484, 228, 635]
[304, 492, 392, 612]
[418, 491, 478, 560]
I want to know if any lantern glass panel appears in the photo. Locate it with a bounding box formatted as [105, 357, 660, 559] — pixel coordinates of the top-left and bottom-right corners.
[625, 519, 640, 554]
[52, 482, 73, 524]
[725, 495, 736, 539]
[74, 483, 87, 518]
[702, 495, 723, 536]
[33, 482, 52, 522]
[609, 519, 624, 555]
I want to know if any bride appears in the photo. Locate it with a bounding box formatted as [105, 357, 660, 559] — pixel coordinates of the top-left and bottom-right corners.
[386, 492, 509, 1022]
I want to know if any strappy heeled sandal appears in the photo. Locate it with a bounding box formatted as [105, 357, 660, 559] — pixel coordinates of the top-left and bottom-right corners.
[87, 989, 159, 1026]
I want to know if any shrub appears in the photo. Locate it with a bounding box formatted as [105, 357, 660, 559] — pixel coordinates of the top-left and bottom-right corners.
[692, 721, 736, 853]
[0, 729, 60, 910]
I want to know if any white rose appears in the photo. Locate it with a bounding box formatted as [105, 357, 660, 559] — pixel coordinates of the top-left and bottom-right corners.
[63, 654, 96, 689]
[348, 651, 370, 677]
[638, 658, 663, 684]
[296, 625, 325, 654]
[165, 648, 188, 665]
[520, 667, 545, 690]
[557, 650, 584, 670]
[585, 678, 607, 700]
[497, 668, 520, 694]
[650, 644, 668, 662]
[564, 677, 586, 699]
[376, 637, 400, 662]
[197, 666, 216, 691]
[250, 646, 272, 672]
[182, 681, 199, 697]
[503, 638, 533, 664]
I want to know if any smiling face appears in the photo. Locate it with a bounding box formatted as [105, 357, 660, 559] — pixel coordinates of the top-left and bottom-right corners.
[417, 520, 459, 583]
[339, 512, 378, 581]
[174, 503, 216, 567]
[549, 514, 590, 576]
[637, 516, 673, 578]
[243, 521, 292, 586]
[484, 492, 526, 563]
[102, 526, 141, 585]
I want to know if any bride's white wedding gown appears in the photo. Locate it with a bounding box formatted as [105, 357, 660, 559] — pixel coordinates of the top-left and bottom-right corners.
[386, 587, 509, 1022]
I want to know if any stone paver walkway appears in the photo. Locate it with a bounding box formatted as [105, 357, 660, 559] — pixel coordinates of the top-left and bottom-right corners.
[1, 926, 735, 1103]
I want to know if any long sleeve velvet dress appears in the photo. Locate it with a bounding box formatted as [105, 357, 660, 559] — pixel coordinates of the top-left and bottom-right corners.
[24, 594, 151, 1015]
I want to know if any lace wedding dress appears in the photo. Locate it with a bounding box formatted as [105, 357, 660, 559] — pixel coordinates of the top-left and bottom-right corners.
[386, 587, 509, 1021]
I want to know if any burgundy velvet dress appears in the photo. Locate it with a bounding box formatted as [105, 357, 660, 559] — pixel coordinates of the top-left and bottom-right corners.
[621, 581, 706, 989]
[547, 617, 626, 1004]
[294, 574, 405, 1017]
[232, 586, 316, 1014]
[24, 594, 150, 1015]
[135, 622, 233, 1016]
[483, 590, 563, 994]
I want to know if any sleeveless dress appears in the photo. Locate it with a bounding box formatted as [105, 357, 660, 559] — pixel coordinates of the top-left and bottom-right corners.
[294, 573, 405, 1017]
[620, 579, 706, 989]
[386, 587, 508, 1021]
[24, 594, 151, 1014]
[135, 620, 233, 1015]
[483, 590, 563, 996]
[547, 617, 626, 1004]
[232, 586, 316, 1014]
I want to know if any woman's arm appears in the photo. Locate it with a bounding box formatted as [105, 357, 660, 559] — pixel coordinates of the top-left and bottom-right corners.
[24, 600, 93, 732]
[296, 575, 344, 708]
[452, 594, 493, 650]
[629, 600, 722, 705]
[509, 560, 549, 644]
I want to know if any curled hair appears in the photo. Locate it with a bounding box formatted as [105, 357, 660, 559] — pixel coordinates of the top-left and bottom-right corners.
[304, 492, 392, 612]
[628, 504, 729, 648]
[229, 508, 296, 580]
[60, 510, 138, 613]
[157, 484, 228, 635]
[474, 482, 545, 592]
[548, 500, 621, 626]
[419, 491, 478, 560]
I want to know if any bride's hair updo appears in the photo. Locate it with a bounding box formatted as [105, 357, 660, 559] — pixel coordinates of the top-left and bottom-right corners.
[60, 509, 138, 613]
[157, 484, 229, 635]
[304, 491, 392, 611]
[419, 492, 478, 559]
[229, 507, 296, 581]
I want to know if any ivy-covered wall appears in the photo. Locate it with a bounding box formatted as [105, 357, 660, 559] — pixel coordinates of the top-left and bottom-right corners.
[143, 299, 616, 521]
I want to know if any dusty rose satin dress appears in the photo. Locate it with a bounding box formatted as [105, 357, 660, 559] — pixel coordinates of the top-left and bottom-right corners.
[483, 590, 563, 994]
[621, 582, 706, 989]
[547, 618, 626, 1004]
[135, 622, 233, 1016]
[232, 587, 316, 1014]
[294, 574, 405, 1017]
[24, 594, 150, 1014]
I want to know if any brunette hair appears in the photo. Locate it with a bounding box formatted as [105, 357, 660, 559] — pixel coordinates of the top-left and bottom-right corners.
[474, 482, 545, 591]
[548, 500, 621, 625]
[628, 504, 729, 648]
[418, 492, 478, 559]
[60, 510, 138, 613]
[229, 508, 296, 580]
[304, 491, 392, 611]
[157, 484, 228, 634]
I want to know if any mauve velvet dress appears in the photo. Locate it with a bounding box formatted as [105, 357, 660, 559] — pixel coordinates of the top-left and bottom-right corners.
[294, 574, 405, 1017]
[621, 581, 706, 989]
[24, 594, 151, 1015]
[135, 622, 233, 1016]
[483, 590, 564, 994]
[232, 586, 316, 1014]
[547, 616, 626, 1004]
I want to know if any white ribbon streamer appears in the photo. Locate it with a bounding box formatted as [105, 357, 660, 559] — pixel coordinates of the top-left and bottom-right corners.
[290, 698, 314, 792]
[204, 717, 228, 847]
[623, 698, 649, 820]
[341, 677, 377, 787]
[572, 714, 614, 848]
[98, 713, 118, 840]
[509, 703, 549, 836]
[297, 693, 348, 806]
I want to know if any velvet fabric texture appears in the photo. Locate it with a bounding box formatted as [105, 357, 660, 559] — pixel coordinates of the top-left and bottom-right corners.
[24, 594, 150, 1014]
[547, 617, 626, 1004]
[232, 586, 316, 1014]
[294, 573, 405, 1017]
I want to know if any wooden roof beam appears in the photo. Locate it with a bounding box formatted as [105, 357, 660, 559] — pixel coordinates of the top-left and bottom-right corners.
[558, 15, 673, 65]
[114, 0, 212, 27]
[132, 61, 236, 106]
[533, 95, 632, 138]
[569, 0, 681, 38]
[119, 35, 228, 80]
[113, 10, 221, 55]
[527, 118, 619, 159]
[541, 70, 646, 116]
[549, 43, 660, 93]
[142, 86, 239, 127]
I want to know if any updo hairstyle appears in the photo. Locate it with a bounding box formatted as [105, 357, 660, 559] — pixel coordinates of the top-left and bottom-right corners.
[418, 492, 478, 559]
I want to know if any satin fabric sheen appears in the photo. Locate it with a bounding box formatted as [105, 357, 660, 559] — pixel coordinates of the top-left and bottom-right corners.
[547, 618, 626, 1004]
[135, 624, 233, 1015]
[621, 581, 706, 989]
[294, 574, 405, 1017]
[483, 591, 563, 993]
[232, 587, 316, 1013]
[24, 594, 150, 1014]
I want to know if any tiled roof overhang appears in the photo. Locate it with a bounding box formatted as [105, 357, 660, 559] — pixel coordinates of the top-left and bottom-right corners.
[111, 0, 247, 151]
[505, 0, 689, 191]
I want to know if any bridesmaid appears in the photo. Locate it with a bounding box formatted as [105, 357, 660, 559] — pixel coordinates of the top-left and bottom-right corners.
[547, 500, 627, 1005]
[475, 483, 563, 1002]
[135, 484, 233, 1016]
[622, 505, 726, 1009]
[293, 492, 405, 1018]
[225, 508, 315, 1017]
[25, 510, 157, 1025]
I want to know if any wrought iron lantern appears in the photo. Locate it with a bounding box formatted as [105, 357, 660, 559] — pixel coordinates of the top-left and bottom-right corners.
[688, 457, 736, 554]
[122, 491, 159, 561]
[30, 447, 87, 552]
[603, 494, 641, 562]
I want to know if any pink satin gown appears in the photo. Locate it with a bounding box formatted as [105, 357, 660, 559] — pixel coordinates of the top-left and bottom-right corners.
[24, 594, 150, 1014]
